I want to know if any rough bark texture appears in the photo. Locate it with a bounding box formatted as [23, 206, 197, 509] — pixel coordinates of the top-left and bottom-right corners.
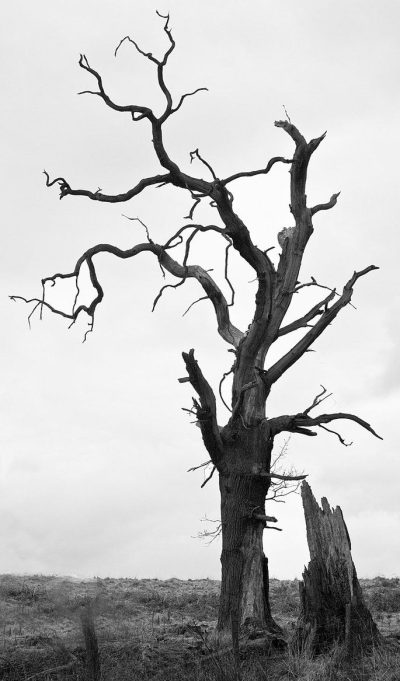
[218, 472, 276, 630]
[297, 482, 380, 654]
[216, 422, 282, 639]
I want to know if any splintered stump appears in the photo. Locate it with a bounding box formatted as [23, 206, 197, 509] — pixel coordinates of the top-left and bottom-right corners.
[297, 482, 380, 655]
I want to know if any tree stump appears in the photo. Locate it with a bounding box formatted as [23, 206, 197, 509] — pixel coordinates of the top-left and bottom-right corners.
[297, 481, 380, 655]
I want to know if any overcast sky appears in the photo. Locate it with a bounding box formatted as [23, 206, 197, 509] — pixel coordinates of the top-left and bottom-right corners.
[1, 0, 399, 581]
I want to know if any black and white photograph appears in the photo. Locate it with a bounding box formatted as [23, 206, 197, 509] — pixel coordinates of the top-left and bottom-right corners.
[1, 1, 399, 678]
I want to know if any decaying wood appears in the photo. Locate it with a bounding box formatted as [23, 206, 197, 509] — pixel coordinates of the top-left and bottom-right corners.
[297, 482, 380, 655]
[12, 11, 382, 645]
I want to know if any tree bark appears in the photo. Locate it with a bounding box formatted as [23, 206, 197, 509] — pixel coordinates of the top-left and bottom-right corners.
[297, 482, 380, 655]
[216, 425, 282, 639]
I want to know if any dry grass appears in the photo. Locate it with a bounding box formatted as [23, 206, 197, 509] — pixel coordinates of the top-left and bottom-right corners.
[0, 574, 399, 680]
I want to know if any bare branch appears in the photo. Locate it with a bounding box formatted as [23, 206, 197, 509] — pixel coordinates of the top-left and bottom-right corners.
[278, 290, 335, 336]
[274, 120, 306, 147]
[78, 54, 154, 120]
[294, 277, 335, 294]
[195, 516, 222, 544]
[308, 130, 327, 154]
[182, 295, 208, 317]
[270, 472, 308, 481]
[13, 236, 243, 348]
[184, 195, 201, 221]
[163, 223, 226, 250]
[187, 460, 212, 472]
[181, 349, 224, 465]
[224, 239, 235, 307]
[171, 87, 208, 114]
[114, 35, 160, 63]
[218, 365, 234, 413]
[267, 481, 302, 502]
[152, 277, 186, 311]
[201, 465, 216, 488]
[11, 250, 104, 342]
[293, 277, 357, 310]
[268, 409, 382, 442]
[303, 385, 332, 415]
[121, 215, 154, 243]
[266, 265, 379, 385]
[114, 11, 176, 121]
[282, 104, 291, 123]
[257, 471, 308, 482]
[44, 169, 172, 202]
[251, 513, 278, 523]
[155, 10, 175, 65]
[295, 412, 383, 441]
[190, 148, 217, 180]
[221, 157, 293, 186]
[319, 424, 353, 447]
[257, 122, 332, 361]
[311, 192, 341, 216]
[115, 10, 174, 67]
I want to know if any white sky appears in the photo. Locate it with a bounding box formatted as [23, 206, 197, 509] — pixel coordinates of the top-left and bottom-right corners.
[1, 0, 399, 580]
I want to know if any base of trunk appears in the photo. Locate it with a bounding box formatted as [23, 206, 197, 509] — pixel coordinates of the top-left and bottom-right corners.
[217, 472, 284, 654]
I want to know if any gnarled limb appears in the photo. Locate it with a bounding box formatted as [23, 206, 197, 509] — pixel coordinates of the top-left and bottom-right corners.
[114, 10, 175, 118]
[295, 412, 382, 440]
[220, 156, 293, 186]
[11, 237, 243, 348]
[266, 265, 379, 385]
[181, 349, 224, 466]
[45, 14, 214, 203]
[278, 290, 335, 336]
[78, 54, 154, 121]
[43, 170, 171, 202]
[268, 410, 382, 442]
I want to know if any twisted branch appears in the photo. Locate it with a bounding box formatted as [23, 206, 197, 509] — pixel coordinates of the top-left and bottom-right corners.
[44, 170, 171, 202]
[268, 410, 382, 442]
[11, 238, 243, 347]
[78, 54, 154, 121]
[221, 156, 293, 186]
[311, 192, 341, 216]
[266, 265, 379, 385]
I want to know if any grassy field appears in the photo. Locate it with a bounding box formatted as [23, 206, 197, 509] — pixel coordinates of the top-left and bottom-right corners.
[0, 574, 399, 680]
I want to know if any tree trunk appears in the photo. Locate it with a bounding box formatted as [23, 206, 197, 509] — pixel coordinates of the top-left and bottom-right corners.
[297, 481, 380, 655]
[217, 472, 273, 629]
[214, 417, 284, 646]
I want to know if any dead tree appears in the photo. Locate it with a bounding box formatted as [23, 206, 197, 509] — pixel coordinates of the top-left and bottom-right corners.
[297, 482, 380, 654]
[11, 13, 382, 637]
